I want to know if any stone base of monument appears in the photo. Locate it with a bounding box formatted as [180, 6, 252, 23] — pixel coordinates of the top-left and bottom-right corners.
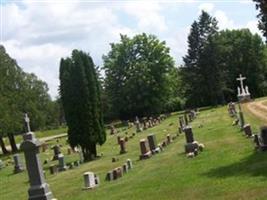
[140, 151, 152, 160]
[184, 142, 199, 154]
[238, 94, 251, 103]
[28, 183, 54, 200]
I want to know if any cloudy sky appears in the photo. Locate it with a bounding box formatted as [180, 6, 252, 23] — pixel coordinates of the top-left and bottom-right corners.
[1, 0, 262, 99]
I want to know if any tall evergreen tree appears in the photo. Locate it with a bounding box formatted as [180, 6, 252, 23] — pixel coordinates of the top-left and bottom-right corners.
[253, 0, 267, 42]
[181, 11, 221, 107]
[59, 50, 106, 161]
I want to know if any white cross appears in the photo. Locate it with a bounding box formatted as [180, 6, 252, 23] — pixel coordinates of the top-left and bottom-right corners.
[24, 113, 31, 132]
[236, 74, 246, 94]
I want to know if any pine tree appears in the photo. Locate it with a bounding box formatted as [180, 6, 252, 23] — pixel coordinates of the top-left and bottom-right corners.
[59, 50, 106, 161]
[181, 11, 222, 107]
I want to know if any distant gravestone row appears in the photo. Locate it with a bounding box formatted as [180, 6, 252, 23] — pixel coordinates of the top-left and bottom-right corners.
[227, 101, 267, 151]
[139, 132, 179, 160]
[178, 110, 197, 133]
[109, 114, 169, 136]
[105, 159, 133, 181]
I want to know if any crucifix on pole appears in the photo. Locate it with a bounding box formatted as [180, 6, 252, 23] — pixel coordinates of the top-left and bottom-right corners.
[236, 74, 246, 95]
[24, 113, 31, 133]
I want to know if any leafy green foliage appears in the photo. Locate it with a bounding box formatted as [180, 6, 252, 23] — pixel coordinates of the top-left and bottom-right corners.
[253, 0, 267, 42]
[59, 50, 106, 160]
[103, 33, 175, 119]
[0, 45, 57, 153]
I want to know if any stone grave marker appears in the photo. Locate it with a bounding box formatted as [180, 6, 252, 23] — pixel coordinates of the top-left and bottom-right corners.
[243, 124, 253, 137]
[58, 154, 67, 171]
[127, 159, 133, 169]
[20, 113, 55, 200]
[52, 145, 61, 160]
[13, 154, 24, 173]
[0, 160, 4, 170]
[112, 169, 118, 180]
[139, 139, 152, 159]
[119, 139, 127, 154]
[49, 164, 58, 175]
[122, 163, 128, 173]
[83, 172, 97, 189]
[105, 171, 114, 181]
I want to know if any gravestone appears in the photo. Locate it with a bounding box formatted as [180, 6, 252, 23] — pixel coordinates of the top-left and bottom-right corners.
[228, 102, 237, 117]
[67, 147, 72, 155]
[0, 159, 4, 170]
[112, 168, 118, 180]
[243, 124, 253, 137]
[74, 160, 80, 167]
[49, 165, 58, 175]
[117, 136, 121, 145]
[79, 149, 84, 163]
[52, 145, 61, 161]
[41, 143, 48, 152]
[184, 114, 188, 126]
[184, 126, 194, 143]
[13, 154, 24, 173]
[116, 167, 123, 178]
[147, 134, 157, 151]
[139, 139, 152, 159]
[184, 126, 199, 154]
[119, 139, 127, 154]
[122, 163, 128, 173]
[258, 126, 267, 150]
[166, 134, 172, 144]
[105, 171, 114, 181]
[127, 159, 133, 169]
[110, 125, 116, 135]
[20, 113, 54, 200]
[58, 154, 67, 171]
[179, 116, 185, 131]
[83, 172, 97, 189]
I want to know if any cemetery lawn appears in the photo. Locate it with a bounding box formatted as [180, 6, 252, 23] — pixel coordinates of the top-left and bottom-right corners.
[1, 101, 267, 200]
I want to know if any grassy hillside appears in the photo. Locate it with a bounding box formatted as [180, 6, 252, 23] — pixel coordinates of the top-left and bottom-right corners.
[1, 104, 267, 200]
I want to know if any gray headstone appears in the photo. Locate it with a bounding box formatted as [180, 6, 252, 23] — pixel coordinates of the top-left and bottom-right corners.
[20, 132, 54, 200]
[122, 163, 128, 173]
[105, 171, 114, 181]
[126, 159, 133, 169]
[184, 126, 194, 143]
[58, 154, 67, 171]
[0, 159, 4, 169]
[147, 134, 157, 151]
[13, 154, 24, 173]
[52, 145, 61, 160]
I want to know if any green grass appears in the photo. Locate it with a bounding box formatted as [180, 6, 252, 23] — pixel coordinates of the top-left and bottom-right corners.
[2, 127, 67, 146]
[1, 104, 267, 200]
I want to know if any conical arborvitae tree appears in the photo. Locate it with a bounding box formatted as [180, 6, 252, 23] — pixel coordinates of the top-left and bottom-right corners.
[59, 50, 106, 161]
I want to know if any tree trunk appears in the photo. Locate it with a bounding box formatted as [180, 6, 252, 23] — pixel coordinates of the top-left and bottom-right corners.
[82, 144, 97, 162]
[0, 136, 9, 154]
[8, 133, 18, 153]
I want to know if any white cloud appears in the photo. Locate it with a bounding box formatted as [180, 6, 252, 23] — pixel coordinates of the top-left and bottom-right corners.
[246, 20, 261, 35]
[214, 10, 235, 30]
[122, 1, 168, 32]
[198, 3, 214, 13]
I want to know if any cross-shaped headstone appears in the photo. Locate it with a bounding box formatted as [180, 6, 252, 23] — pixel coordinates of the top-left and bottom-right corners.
[236, 74, 246, 94]
[24, 113, 31, 133]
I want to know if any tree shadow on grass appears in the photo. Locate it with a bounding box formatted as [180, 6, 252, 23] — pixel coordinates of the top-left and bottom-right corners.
[202, 151, 267, 179]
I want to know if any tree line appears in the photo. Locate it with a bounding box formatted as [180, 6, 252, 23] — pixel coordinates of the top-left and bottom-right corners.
[1, 6, 266, 158]
[0, 46, 64, 154]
